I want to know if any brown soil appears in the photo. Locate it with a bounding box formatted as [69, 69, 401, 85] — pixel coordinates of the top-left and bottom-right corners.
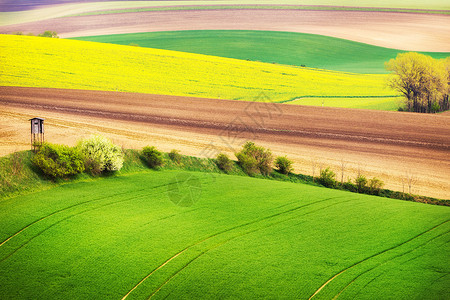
[1, 86, 449, 199]
[0, 9, 449, 51]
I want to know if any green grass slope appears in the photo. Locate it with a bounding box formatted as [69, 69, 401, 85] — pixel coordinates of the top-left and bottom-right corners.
[0, 169, 449, 299]
[72, 31, 450, 74]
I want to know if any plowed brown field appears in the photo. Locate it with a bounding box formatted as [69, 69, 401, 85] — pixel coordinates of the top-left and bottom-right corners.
[1, 86, 449, 199]
[1, 9, 449, 51]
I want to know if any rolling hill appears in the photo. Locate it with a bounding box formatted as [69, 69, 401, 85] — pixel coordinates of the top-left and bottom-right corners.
[0, 169, 448, 298]
[0, 34, 398, 108]
[72, 30, 450, 74]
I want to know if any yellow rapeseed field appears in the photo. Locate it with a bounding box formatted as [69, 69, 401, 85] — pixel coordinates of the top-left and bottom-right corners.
[0, 34, 396, 103]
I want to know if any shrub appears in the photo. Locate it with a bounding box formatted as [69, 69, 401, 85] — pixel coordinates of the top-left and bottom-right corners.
[77, 135, 123, 173]
[142, 146, 164, 168]
[38, 31, 58, 38]
[32, 143, 84, 178]
[235, 142, 273, 176]
[317, 167, 336, 187]
[355, 174, 368, 193]
[368, 177, 384, 195]
[342, 180, 357, 192]
[168, 149, 182, 163]
[83, 156, 103, 176]
[235, 152, 259, 176]
[216, 153, 233, 172]
[275, 156, 293, 175]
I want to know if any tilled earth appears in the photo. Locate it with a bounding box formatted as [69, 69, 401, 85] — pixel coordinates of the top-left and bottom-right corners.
[1, 9, 449, 51]
[1, 86, 449, 199]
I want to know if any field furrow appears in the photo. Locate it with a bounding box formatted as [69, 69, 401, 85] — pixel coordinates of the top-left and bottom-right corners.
[309, 220, 450, 299]
[124, 196, 352, 298]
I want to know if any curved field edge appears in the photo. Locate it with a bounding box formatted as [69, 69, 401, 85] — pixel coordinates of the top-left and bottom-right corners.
[284, 96, 402, 110]
[1, 1, 449, 26]
[71, 30, 450, 74]
[0, 35, 398, 108]
[64, 5, 450, 18]
[0, 168, 448, 299]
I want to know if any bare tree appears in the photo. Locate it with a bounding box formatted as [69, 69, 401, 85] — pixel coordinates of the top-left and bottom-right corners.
[311, 157, 317, 181]
[340, 159, 347, 184]
[319, 161, 324, 175]
[401, 176, 406, 195]
[406, 171, 417, 194]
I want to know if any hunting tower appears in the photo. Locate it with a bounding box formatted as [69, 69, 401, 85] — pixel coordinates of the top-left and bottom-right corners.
[30, 117, 44, 151]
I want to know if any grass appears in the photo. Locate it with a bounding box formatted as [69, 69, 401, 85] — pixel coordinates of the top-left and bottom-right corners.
[72, 31, 450, 74]
[0, 165, 449, 298]
[284, 96, 403, 110]
[0, 34, 399, 109]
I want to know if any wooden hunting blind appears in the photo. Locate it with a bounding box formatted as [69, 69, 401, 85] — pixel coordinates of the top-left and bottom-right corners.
[30, 117, 44, 150]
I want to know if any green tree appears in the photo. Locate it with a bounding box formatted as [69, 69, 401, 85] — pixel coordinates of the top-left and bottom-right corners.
[385, 52, 448, 113]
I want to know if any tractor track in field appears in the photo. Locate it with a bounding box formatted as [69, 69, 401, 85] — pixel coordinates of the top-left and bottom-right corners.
[352, 234, 450, 299]
[0, 179, 212, 263]
[333, 229, 450, 299]
[148, 198, 357, 299]
[123, 195, 353, 299]
[308, 219, 450, 299]
[0, 187, 143, 248]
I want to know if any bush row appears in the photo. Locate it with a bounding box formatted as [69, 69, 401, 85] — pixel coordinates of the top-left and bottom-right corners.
[141, 142, 385, 195]
[317, 169, 385, 195]
[13, 31, 59, 38]
[32, 138, 438, 203]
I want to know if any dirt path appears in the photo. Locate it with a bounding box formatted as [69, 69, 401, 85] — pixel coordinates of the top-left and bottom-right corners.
[1, 9, 449, 51]
[1, 86, 449, 199]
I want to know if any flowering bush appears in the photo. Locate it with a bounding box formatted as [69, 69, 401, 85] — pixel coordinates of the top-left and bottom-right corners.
[77, 136, 123, 173]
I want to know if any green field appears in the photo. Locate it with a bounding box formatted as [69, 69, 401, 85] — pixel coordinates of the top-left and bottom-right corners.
[1, 34, 400, 109]
[72, 31, 450, 74]
[284, 96, 402, 110]
[0, 169, 449, 299]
